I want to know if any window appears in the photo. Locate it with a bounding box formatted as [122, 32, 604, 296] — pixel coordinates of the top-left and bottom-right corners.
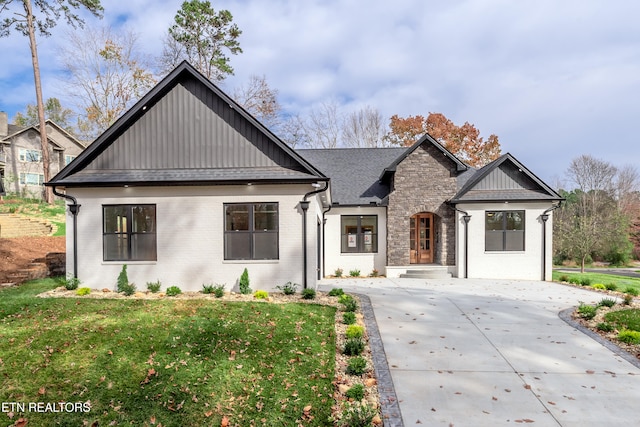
[19, 173, 44, 185]
[485, 210, 525, 251]
[103, 205, 157, 261]
[19, 149, 42, 163]
[224, 203, 278, 260]
[64, 155, 76, 165]
[341, 215, 378, 253]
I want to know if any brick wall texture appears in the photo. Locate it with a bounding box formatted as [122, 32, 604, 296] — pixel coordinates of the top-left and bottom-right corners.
[387, 144, 459, 266]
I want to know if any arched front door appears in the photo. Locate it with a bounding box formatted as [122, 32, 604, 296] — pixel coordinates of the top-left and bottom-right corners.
[410, 213, 433, 264]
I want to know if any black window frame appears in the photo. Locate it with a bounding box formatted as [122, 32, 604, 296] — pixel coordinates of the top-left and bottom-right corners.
[103, 204, 157, 261]
[485, 210, 525, 252]
[224, 203, 279, 260]
[340, 215, 378, 253]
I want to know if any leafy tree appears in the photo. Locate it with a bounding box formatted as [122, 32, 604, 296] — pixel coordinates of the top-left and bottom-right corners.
[163, 0, 242, 81]
[0, 0, 103, 202]
[13, 97, 74, 133]
[384, 113, 501, 167]
[61, 26, 156, 140]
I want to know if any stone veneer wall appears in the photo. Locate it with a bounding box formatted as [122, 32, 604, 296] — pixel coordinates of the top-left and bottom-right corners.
[387, 144, 459, 266]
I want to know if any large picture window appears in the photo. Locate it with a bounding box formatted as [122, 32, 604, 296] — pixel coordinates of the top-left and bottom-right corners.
[341, 215, 378, 253]
[103, 205, 157, 261]
[224, 203, 278, 260]
[485, 210, 525, 251]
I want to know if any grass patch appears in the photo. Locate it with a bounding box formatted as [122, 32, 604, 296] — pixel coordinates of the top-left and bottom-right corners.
[553, 271, 640, 294]
[0, 278, 336, 426]
[604, 309, 640, 332]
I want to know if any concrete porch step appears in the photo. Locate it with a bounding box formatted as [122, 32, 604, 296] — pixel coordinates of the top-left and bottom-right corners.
[398, 266, 452, 279]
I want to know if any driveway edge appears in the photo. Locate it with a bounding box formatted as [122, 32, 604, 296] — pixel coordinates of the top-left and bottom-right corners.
[358, 293, 404, 427]
[558, 307, 640, 369]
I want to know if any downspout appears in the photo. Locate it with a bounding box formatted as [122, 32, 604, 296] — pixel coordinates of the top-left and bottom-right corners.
[321, 204, 332, 279]
[540, 203, 561, 281]
[52, 187, 81, 279]
[452, 205, 471, 279]
[300, 182, 329, 289]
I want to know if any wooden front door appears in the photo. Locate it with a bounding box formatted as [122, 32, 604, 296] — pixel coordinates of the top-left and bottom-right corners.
[410, 213, 433, 264]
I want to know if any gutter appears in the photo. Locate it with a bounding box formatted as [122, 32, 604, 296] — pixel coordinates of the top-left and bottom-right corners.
[52, 187, 81, 279]
[451, 205, 472, 279]
[299, 182, 329, 289]
[321, 204, 332, 280]
[540, 203, 561, 281]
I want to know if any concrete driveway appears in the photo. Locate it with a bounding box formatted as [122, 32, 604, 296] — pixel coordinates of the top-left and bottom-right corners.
[319, 277, 640, 427]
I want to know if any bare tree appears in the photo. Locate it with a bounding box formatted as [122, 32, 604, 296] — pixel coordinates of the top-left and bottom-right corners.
[303, 100, 342, 148]
[156, 31, 186, 77]
[342, 106, 386, 148]
[233, 75, 281, 130]
[277, 113, 308, 148]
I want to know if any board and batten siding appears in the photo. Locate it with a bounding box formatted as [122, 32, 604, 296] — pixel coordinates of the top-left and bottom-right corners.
[66, 184, 321, 292]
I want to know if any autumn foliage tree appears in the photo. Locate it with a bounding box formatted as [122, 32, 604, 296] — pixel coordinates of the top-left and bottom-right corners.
[384, 113, 501, 167]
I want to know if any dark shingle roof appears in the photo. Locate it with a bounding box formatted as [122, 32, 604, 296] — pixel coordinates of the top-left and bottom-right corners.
[298, 148, 405, 205]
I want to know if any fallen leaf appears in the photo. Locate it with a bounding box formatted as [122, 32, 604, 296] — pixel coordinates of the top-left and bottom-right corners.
[221, 415, 230, 427]
[38, 387, 46, 395]
[586, 370, 595, 374]
[204, 410, 213, 417]
[13, 419, 27, 427]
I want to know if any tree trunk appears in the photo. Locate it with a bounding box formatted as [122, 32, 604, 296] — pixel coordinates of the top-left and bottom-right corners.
[581, 255, 586, 274]
[25, 0, 53, 204]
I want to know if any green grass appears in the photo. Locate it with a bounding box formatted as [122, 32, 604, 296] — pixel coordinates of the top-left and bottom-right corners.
[0, 197, 66, 236]
[604, 309, 640, 332]
[0, 279, 336, 426]
[553, 271, 640, 294]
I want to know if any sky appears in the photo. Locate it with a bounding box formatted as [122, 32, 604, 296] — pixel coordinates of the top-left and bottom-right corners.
[1, 0, 639, 186]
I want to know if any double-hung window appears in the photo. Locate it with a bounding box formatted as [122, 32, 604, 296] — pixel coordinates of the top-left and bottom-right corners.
[224, 203, 279, 260]
[19, 149, 42, 163]
[485, 210, 525, 251]
[19, 173, 44, 185]
[103, 205, 157, 261]
[341, 215, 378, 253]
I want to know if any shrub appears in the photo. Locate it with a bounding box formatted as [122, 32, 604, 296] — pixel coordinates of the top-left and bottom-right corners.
[120, 282, 137, 296]
[625, 287, 639, 296]
[340, 295, 358, 312]
[605, 283, 618, 291]
[591, 283, 606, 290]
[580, 277, 592, 286]
[598, 298, 617, 308]
[116, 264, 129, 293]
[558, 274, 569, 282]
[302, 288, 316, 300]
[202, 283, 215, 294]
[346, 357, 368, 376]
[623, 294, 634, 305]
[349, 269, 361, 277]
[343, 312, 356, 325]
[346, 325, 365, 339]
[343, 337, 365, 356]
[345, 383, 365, 400]
[369, 269, 379, 277]
[568, 276, 581, 285]
[64, 275, 80, 290]
[597, 322, 614, 332]
[577, 303, 597, 320]
[254, 290, 269, 300]
[146, 280, 161, 293]
[618, 329, 640, 344]
[166, 286, 182, 297]
[276, 282, 298, 295]
[212, 284, 225, 298]
[335, 401, 376, 427]
[76, 287, 91, 296]
[334, 268, 343, 278]
[328, 288, 345, 297]
[239, 268, 251, 294]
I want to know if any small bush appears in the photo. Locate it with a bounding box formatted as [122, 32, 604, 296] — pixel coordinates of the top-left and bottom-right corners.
[212, 284, 225, 298]
[254, 290, 269, 300]
[625, 287, 639, 296]
[343, 337, 365, 356]
[146, 280, 162, 293]
[166, 286, 182, 297]
[239, 268, 251, 294]
[592, 283, 606, 290]
[349, 269, 361, 277]
[116, 264, 129, 293]
[276, 282, 298, 295]
[343, 312, 356, 325]
[568, 276, 581, 285]
[623, 294, 634, 305]
[344, 383, 365, 400]
[120, 282, 137, 296]
[577, 303, 597, 320]
[328, 288, 345, 297]
[605, 283, 618, 291]
[598, 298, 617, 308]
[346, 357, 368, 376]
[580, 277, 592, 286]
[64, 276, 80, 290]
[369, 269, 379, 277]
[334, 268, 343, 278]
[335, 401, 376, 427]
[202, 283, 215, 294]
[597, 322, 614, 332]
[346, 325, 365, 339]
[618, 329, 640, 344]
[301, 288, 316, 300]
[558, 274, 569, 282]
[340, 295, 358, 312]
[76, 287, 91, 296]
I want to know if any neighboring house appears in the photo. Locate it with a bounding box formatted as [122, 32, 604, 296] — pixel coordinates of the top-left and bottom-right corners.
[0, 112, 86, 198]
[47, 61, 562, 292]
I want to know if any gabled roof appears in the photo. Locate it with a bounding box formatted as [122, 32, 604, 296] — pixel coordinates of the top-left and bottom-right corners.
[48, 61, 326, 187]
[299, 148, 404, 205]
[379, 132, 468, 181]
[1, 120, 85, 150]
[450, 152, 563, 203]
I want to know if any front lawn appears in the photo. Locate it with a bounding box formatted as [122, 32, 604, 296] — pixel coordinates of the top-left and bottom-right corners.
[0, 279, 337, 426]
[553, 271, 640, 294]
